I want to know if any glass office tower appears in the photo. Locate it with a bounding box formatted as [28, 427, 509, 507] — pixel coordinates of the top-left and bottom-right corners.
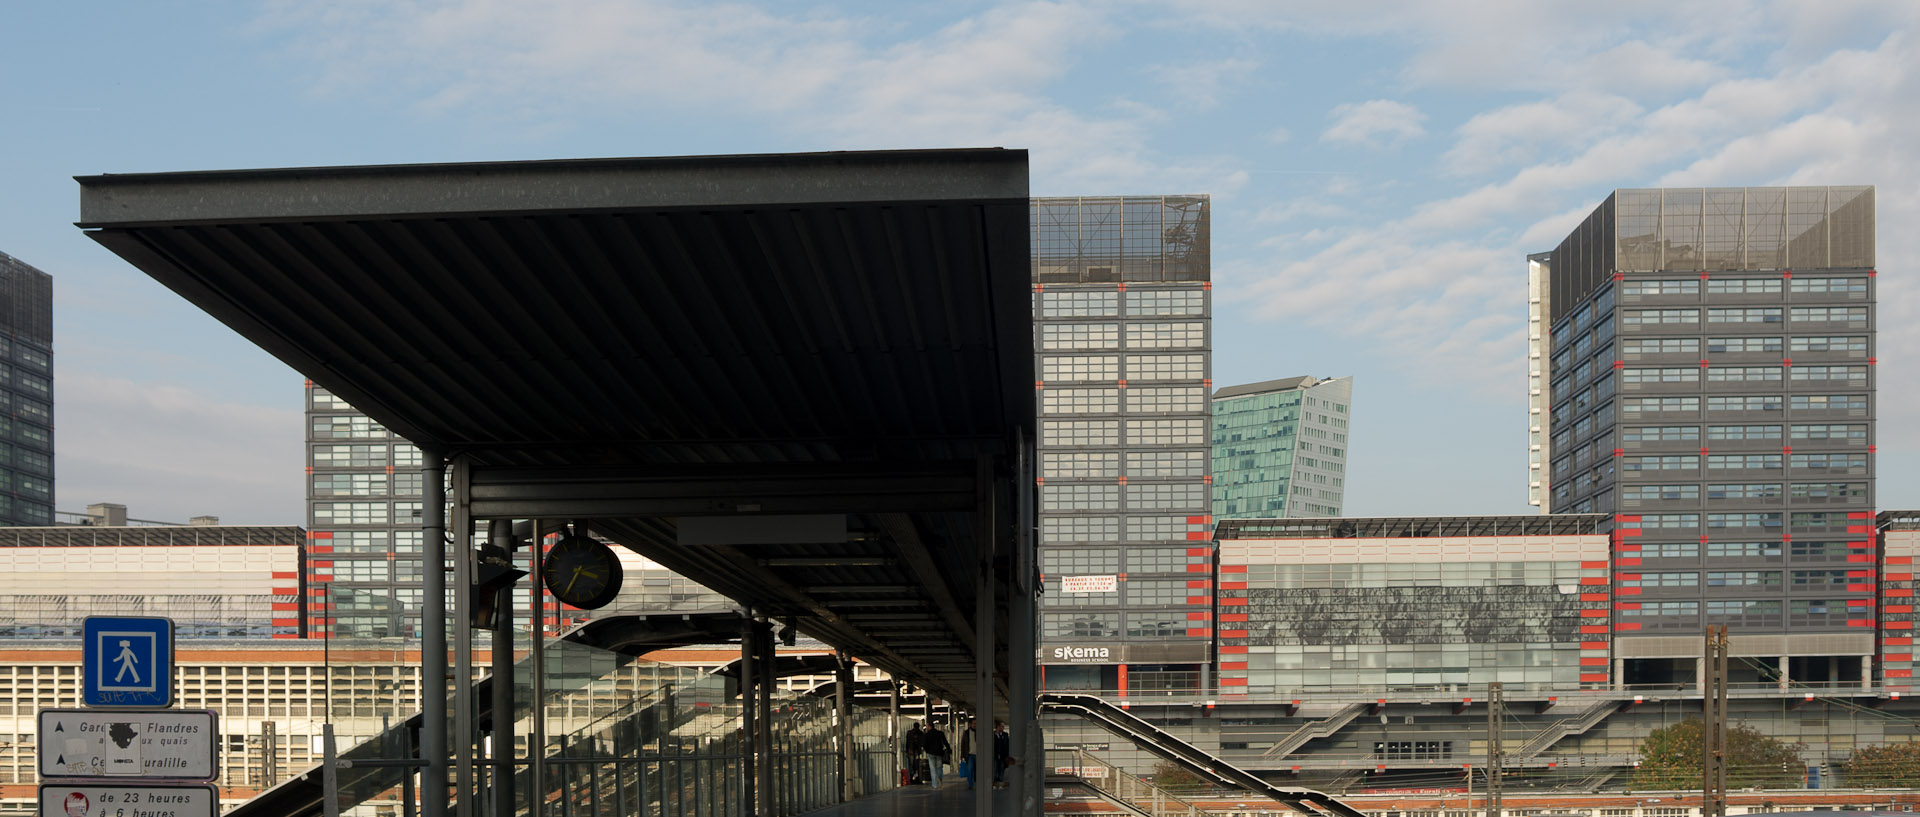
[1212, 376, 1353, 519]
[1537, 187, 1876, 685]
[0, 252, 53, 526]
[1032, 195, 1215, 695]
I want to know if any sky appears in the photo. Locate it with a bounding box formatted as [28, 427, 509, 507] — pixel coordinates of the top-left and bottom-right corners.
[1, 0, 1917, 524]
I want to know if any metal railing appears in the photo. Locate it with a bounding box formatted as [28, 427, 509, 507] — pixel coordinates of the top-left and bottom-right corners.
[1048, 748, 1202, 817]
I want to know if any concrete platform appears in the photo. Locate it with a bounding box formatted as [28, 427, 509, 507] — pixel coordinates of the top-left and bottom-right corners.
[798, 780, 1016, 816]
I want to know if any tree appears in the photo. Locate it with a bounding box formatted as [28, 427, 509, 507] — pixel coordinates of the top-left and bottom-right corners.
[1845, 741, 1920, 788]
[1150, 760, 1210, 794]
[1633, 718, 1803, 789]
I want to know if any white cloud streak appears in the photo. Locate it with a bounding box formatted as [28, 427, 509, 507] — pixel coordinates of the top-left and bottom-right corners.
[1321, 100, 1426, 148]
[58, 374, 302, 525]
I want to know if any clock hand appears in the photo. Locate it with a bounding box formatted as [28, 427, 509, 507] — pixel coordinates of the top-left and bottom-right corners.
[565, 566, 582, 595]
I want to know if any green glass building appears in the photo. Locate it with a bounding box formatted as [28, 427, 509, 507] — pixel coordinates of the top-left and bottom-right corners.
[1211, 376, 1352, 519]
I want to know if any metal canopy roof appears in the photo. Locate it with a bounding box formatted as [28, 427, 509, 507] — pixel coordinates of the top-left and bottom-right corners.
[78, 148, 1035, 704]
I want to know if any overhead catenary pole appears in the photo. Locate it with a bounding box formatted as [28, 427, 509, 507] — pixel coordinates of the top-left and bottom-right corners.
[422, 451, 449, 817]
[1485, 682, 1503, 817]
[1704, 625, 1730, 817]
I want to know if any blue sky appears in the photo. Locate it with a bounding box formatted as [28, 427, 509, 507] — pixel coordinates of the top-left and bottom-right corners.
[2, 1, 1916, 524]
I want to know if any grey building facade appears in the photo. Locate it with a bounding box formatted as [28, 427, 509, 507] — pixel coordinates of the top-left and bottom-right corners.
[0, 252, 53, 526]
[1537, 187, 1876, 684]
[1212, 375, 1353, 519]
[1031, 195, 1215, 695]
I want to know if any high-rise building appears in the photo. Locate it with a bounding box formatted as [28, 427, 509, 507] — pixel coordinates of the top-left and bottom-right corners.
[305, 383, 431, 640]
[1211, 376, 1353, 519]
[1535, 187, 1875, 683]
[305, 384, 731, 640]
[1031, 195, 1215, 695]
[0, 252, 53, 526]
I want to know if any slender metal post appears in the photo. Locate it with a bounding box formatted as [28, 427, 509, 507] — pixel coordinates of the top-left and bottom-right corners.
[975, 455, 998, 817]
[422, 452, 449, 817]
[755, 620, 774, 815]
[451, 456, 476, 817]
[888, 683, 901, 787]
[837, 654, 854, 802]
[529, 519, 546, 817]
[489, 520, 515, 817]
[740, 610, 757, 816]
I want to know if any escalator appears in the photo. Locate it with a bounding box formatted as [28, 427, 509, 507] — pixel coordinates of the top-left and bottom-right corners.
[1038, 692, 1366, 817]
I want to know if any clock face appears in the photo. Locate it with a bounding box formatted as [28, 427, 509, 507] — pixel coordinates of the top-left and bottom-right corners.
[542, 535, 624, 610]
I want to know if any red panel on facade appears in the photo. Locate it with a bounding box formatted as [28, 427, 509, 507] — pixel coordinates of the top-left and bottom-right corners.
[1889, 588, 1914, 598]
[1890, 621, 1916, 630]
[271, 603, 298, 611]
[1886, 637, 1915, 646]
[1219, 597, 1246, 606]
[1888, 669, 1915, 678]
[1581, 641, 1610, 649]
[1580, 593, 1610, 602]
[1220, 581, 1246, 590]
[1187, 612, 1210, 620]
[1220, 613, 1248, 622]
[1187, 580, 1211, 589]
[1220, 677, 1248, 686]
[1220, 645, 1248, 654]
[1187, 547, 1211, 556]
[1187, 629, 1213, 638]
[1887, 605, 1914, 614]
[1581, 625, 1610, 634]
[1890, 573, 1915, 582]
[1186, 531, 1209, 540]
[1615, 623, 1641, 631]
[1889, 556, 1915, 566]
[1220, 661, 1249, 671]
[1617, 587, 1642, 596]
[1186, 563, 1210, 572]
[1580, 657, 1608, 666]
[1221, 565, 1247, 573]
[1582, 609, 1611, 617]
[272, 571, 298, 579]
[1580, 674, 1611, 683]
[1187, 515, 1212, 524]
[1581, 561, 1609, 569]
[1217, 629, 1246, 638]
[1580, 577, 1608, 585]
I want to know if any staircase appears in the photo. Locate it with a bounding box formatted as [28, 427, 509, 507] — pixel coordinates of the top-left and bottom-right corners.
[1263, 702, 1368, 759]
[1047, 748, 1201, 817]
[1516, 700, 1622, 759]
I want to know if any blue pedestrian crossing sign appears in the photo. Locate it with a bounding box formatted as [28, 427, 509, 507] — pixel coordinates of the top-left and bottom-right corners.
[82, 617, 173, 707]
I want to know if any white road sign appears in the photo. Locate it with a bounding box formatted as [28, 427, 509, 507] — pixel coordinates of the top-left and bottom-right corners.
[38, 784, 216, 817]
[38, 710, 217, 781]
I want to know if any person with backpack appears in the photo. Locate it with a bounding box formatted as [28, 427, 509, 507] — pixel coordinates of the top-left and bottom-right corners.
[922, 722, 951, 787]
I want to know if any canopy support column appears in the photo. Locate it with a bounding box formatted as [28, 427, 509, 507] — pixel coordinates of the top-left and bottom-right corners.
[741, 610, 758, 816]
[422, 452, 449, 817]
[975, 455, 998, 817]
[451, 456, 477, 817]
[837, 653, 855, 802]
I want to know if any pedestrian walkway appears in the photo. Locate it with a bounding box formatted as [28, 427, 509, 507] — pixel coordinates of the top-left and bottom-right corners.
[797, 780, 1013, 816]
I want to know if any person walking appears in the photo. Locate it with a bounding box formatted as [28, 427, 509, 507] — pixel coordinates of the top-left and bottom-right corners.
[922, 722, 951, 787]
[903, 721, 925, 784]
[991, 720, 1013, 789]
[960, 721, 977, 789]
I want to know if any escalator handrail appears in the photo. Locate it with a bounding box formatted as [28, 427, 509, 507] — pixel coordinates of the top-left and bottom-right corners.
[1039, 692, 1367, 817]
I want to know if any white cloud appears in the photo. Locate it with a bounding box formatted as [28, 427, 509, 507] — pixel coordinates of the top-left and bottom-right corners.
[57, 374, 302, 525]
[1321, 99, 1426, 148]
[1232, 27, 1920, 435]
[1149, 57, 1260, 110]
[255, 0, 1236, 193]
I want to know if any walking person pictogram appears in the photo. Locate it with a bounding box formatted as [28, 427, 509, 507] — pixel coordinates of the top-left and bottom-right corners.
[113, 639, 141, 684]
